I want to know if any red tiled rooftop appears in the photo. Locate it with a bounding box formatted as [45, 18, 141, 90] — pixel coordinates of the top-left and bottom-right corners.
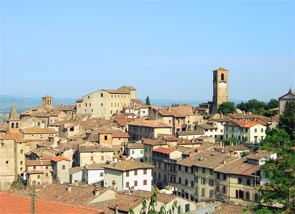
[153, 147, 176, 154]
[0, 192, 101, 214]
[51, 156, 71, 162]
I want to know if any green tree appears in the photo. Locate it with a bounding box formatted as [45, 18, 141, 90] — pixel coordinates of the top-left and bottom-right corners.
[218, 102, 236, 115]
[259, 149, 295, 213]
[267, 98, 279, 110]
[279, 100, 295, 143]
[129, 186, 178, 214]
[145, 96, 151, 105]
[223, 136, 239, 145]
[260, 128, 291, 153]
[236, 99, 267, 114]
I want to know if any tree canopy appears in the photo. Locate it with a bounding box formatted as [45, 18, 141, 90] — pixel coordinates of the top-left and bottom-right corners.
[145, 96, 151, 105]
[236, 98, 279, 116]
[218, 102, 236, 115]
[279, 100, 295, 143]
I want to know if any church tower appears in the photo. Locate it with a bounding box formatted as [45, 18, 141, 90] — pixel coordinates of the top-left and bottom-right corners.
[42, 95, 53, 109]
[212, 67, 229, 114]
[7, 102, 21, 133]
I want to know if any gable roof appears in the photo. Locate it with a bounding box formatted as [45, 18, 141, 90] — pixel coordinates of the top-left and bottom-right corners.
[51, 156, 71, 162]
[128, 120, 171, 128]
[0, 132, 26, 143]
[153, 147, 176, 154]
[279, 89, 295, 100]
[104, 159, 154, 171]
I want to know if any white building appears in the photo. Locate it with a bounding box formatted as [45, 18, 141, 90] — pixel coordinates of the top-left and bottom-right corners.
[126, 143, 144, 161]
[83, 163, 105, 185]
[104, 159, 154, 192]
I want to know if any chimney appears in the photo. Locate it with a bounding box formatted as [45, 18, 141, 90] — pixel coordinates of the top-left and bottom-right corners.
[67, 184, 72, 192]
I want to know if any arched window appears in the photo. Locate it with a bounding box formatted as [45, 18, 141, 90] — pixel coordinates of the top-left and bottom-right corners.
[246, 179, 251, 186]
[254, 193, 259, 202]
[11, 123, 14, 128]
[16, 123, 19, 128]
[246, 192, 250, 200]
[221, 73, 225, 81]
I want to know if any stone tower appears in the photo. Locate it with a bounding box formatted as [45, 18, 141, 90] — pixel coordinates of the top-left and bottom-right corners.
[212, 67, 229, 114]
[7, 102, 21, 132]
[42, 95, 53, 109]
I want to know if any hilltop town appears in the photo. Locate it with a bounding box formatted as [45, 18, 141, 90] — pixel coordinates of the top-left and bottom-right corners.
[0, 68, 294, 214]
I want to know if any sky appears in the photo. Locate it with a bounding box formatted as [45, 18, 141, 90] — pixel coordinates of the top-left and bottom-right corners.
[0, 0, 295, 102]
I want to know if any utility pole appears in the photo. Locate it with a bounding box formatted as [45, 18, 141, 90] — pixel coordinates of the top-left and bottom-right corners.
[30, 183, 36, 214]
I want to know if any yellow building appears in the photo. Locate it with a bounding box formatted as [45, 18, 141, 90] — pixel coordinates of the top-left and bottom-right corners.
[212, 68, 229, 114]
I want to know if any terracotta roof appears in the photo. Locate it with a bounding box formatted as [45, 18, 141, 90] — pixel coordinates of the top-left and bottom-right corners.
[197, 123, 217, 130]
[142, 138, 168, 146]
[69, 167, 83, 175]
[178, 130, 204, 136]
[128, 119, 171, 128]
[112, 130, 129, 138]
[51, 156, 71, 162]
[27, 169, 44, 174]
[0, 132, 26, 143]
[0, 192, 101, 214]
[128, 143, 144, 149]
[214, 202, 244, 214]
[246, 150, 274, 161]
[21, 128, 56, 134]
[177, 150, 238, 169]
[104, 159, 154, 171]
[26, 160, 51, 166]
[86, 163, 105, 170]
[153, 147, 176, 154]
[79, 143, 113, 153]
[215, 157, 259, 177]
[158, 105, 194, 118]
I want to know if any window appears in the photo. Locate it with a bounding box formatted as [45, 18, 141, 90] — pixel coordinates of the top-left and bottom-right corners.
[62, 165, 66, 170]
[202, 188, 205, 197]
[6, 161, 8, 164]
[261, 128, 264, 132]
[185, 179, 188, 185]
[101, 156, 104, 161]
[46, 173, 48, 177]
[179, 177, 182, 184]
[209, 179, 214, 186]
[143, 180, 147, 185]
[134, 170, 138, 176]
[101, 93, 103, 97]
[246, 192, 250, 200]
[185, 204, 190, 212]
[247, 179, 251, 186]
[132, 150, 135, 155]
[101, 103, 103, 107]
[185, 167, 188, 172]
[126, 182, 129, 188]
[221, 73, 224, 81]
[104, 135, 108, 140]
[91, 156, 94, 161]
[191, 167, 194, 174]
[178, 165, 181, 171]
[191, 181, 194, 187]
[134, 181, 138, 187]
[126, 171, 129, 177]
[254, 128, 257, 133]
[37, 175, 40, 178]
[202, 168, 206, 174]
[158, 173, 161, 179]
[254, 193, 259, 202]
[238, 178, 242, 184]
[20, 161, 23, 165]
[46, 166, 48, 169]
[217, 172, 220, 179]
[201, 178, 206, 185]
[209, 190, 214, 198]
[223, 186, 226, 193]
[223, 174, 227, 180]
[70, 127, 74, 131]
[140, 150, 143, 154]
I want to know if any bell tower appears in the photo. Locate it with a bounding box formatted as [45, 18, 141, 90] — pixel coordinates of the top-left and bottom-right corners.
[42, 95, 53, 109]
[212, 68, 229, 114]
[7, 102, 21, 133]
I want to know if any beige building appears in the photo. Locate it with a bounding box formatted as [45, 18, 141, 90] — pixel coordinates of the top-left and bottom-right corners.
[26, 160, 53, 187]
[149, 105, 203, 135]
[128, 119, 172, 141]
[212, 68, 229, 114]
[0, 133, 28, 190]
[51, 156, 71, 183]
[142, 138, 168, 164]
[76, 86, 136, 119]
[279, 89, 295, 114]
[78, 142, 113, 167]
[20, 127, 57, 141]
